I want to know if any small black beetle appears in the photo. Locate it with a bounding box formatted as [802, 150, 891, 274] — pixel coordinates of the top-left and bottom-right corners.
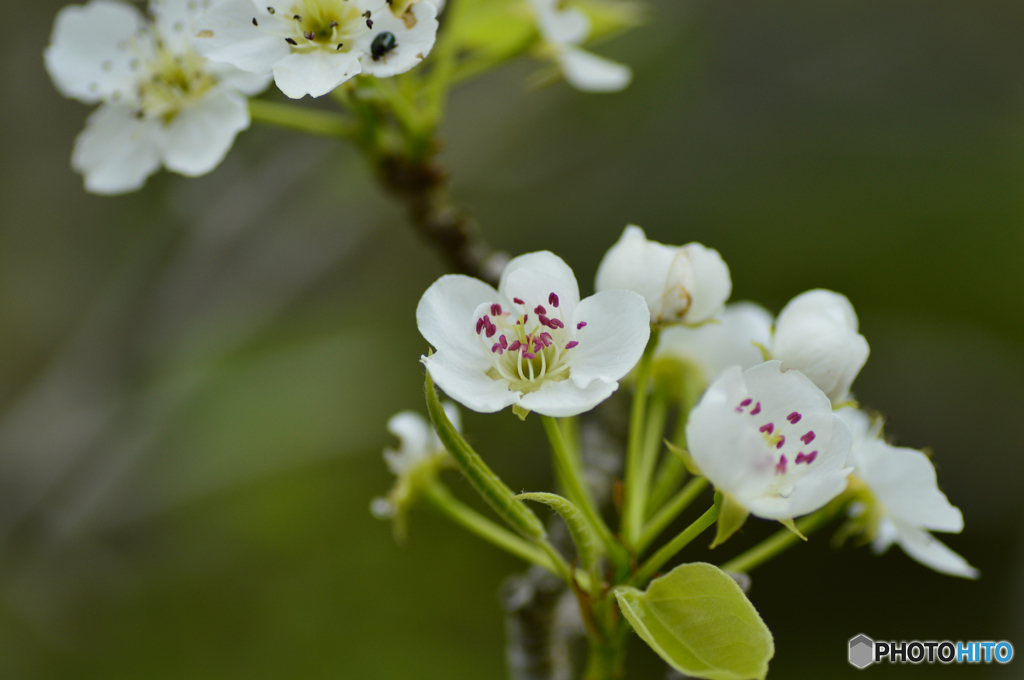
[371, 32, 397, 61]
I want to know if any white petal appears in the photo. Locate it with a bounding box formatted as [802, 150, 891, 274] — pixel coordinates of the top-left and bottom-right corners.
[657, 302, 773, 383]
[529, 0, 589, 45]
[677, 243, 731, 323]
[557, 47, 632, 93]
[417, 274, 500, 357]
[779, 289, 859, 331]
[355, 2, 438, 78]
[888, 520, 979, 579]
[45, 0, 149, 104]
[150, 0, 202, 54]
[857, 441, 964, 532]
[193, 0, 290, 74]
[594, 225, 675, 321]
[213, 64, 274, 96]
[161, 88, 249, 176]
[273, 50, 362, 99]
[500, 251, 580, 312]
[567, 290, 650, 388]
[385, 410, 431, 473]
[71, 104, 163, 194]
[518, 377, 618, 417]
[422, 352, 519, 414]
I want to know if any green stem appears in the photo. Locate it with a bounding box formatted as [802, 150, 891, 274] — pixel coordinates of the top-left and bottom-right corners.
[636, 476, 709, 554]
[583, 633, 627, 680]
[720, 508, 835, 574]
[645, 384, 697, 516]
[633, 504, 719, 585]
[248, 99, 356, 139]
[541, 416, 621, 563]
[621, 326, 659, 546]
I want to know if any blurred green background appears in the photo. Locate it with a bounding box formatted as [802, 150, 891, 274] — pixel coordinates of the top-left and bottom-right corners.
[2, 0, 1022, 677]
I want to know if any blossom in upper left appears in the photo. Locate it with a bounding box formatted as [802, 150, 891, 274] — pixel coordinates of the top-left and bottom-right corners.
[417, 251, 650, 417]
[45, 0, 272, 194]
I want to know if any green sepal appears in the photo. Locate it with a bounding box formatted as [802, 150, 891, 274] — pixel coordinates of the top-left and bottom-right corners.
[778, 518, 807, 541]
[515, 492, 601, 574]
[751, 341, 772, 363]
[665, 440, 702, 477]
[614, 562, 775, 680]
[424, 367, 546, 540]
[576, 0, 647, 41]
[512, 404, 530, 421]
[711, 491, 749, 549]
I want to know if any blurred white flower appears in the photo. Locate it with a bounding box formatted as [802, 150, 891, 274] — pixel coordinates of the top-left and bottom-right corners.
[657, 302, 773, 386]
[686, 360, 853, 520]
[770, 289, 870, 405]
[194, 0, 438, 99]
[838, 408, 978, 579]
[595, 225, 732, 325]
[45, 0, 271, 194]
[417, 251, 650, 417]
[528, 0, 631, 92]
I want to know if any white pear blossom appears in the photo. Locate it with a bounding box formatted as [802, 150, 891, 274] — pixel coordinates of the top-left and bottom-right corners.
[770, 289, 869, 405]
[194, 0, 438, 99]
[837, 408, 977, 578]
[45, 0, 272, 194]
[657, 302, 773, 386]
[528, 0, 631, 92]
[686, 360, 853, 520]
[417, 251, 650, 417]
[595, 225, 732, 325]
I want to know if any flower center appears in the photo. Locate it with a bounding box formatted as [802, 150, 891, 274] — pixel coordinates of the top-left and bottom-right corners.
[476, 292, 582, 394]
[735, 400, 819, 494]
[137, 48, 217, 123]
[257, 1, 373, 53]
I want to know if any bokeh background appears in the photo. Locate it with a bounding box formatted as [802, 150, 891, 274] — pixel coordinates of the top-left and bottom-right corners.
[2, 0, 1023, 677]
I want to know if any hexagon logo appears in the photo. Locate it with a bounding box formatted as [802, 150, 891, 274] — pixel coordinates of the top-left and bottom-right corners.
[849, 634, 874, 669]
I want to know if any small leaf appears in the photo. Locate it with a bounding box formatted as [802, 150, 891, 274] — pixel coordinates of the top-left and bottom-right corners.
[615, 563, 774, 680]
[512, 404, 530, 421]
[515, 492, 601, 573]
[665, 440, 702, 477]
[778, 518, 807, 541]
[711, 492, 748, 549]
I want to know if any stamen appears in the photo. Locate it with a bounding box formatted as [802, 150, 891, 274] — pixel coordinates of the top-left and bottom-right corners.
[549, 292, 559, 307]
[776, 455, 788, 475]
[267, 6, 276, 13]
[535, 305, 546, 316]
[491, 343, 503, 354]
[508, 340, 521, 351]
[795, 451, 818, 465]
[499, 335, 508, 350]
[476, 318, 485, 334]
[749, 402, 761, 415]
[577, 321, 587, 330]
[776, 435, 785, 449]
[800, 431, 816, 445]
[549, 318, 564, 329]
[538, 314, 551, 327]
[736, 398, 752, 412]
[286, 37, 297, 44]
[787, 412, 802, 424]
[565, 341, 578, 349]
[491, 304, 502, 316]
[513, 298, 525, 305]
[304, 31, 315, 40]
[759, 423, 774, 434]
[252, 17, 258, 26]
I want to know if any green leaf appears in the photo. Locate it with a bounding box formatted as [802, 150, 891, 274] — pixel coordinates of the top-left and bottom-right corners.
[711, 492, 749, 549]
[424, 367, 546, 540]
[665, 440, 702, 477]
[778, 518, 807, 541]
[515, 492, 601, 573]
[615, 563, 774, 680]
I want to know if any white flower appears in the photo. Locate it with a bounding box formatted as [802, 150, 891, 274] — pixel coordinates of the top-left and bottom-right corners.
[770, 289, 870, 405]
[371, 403, 459, 535]
[837, 408, 978, 579]
[686, 360, 853, 520]
[194, 0, 438, 99]
[595, 225, 732, 325]
[417, 251, 650, 417]
[657, 302, 773, 386]
[44, 0, 272, 194]
[528, 0, 631, 92]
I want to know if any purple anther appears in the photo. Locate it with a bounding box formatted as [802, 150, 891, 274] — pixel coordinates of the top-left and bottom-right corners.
[522, 314, 529, 325]
[499, 335, 508, 350]
[535, 305, 547, 316]
[491, 304, 502, 316]
[795, 451, 818, 465]
[485, 323, 496, 338]
[491, 343, 503, 354]
[509, 340, 522, 351]
[800, 431, 815, 445]
[539, 332, 553, 347]
[523, 352, 536, 360]
[759, 423, 774, 434]
[549, 292, 559, 307]
[538, 315, 552, 328]
[476, 318, 485, 334]
[513, 298, 525, 305]
[740, 398, 753, 407]
[565, 341, 579, 349]
[549, 318, 564, 329]
[776, 435, 786, 449]
[776, 455, 788, 475]
[577, 321, 587, 330]
[750, 402, 762, 416]
[787, 411, 802, 424]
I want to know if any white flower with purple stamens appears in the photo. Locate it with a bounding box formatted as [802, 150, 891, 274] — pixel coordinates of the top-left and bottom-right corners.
[44, 0, 272, 194]
[417, 251, 650, 417]
[686, 360, 853, 520]
[595, 225, 732, 325]
[528, 0, 631, 93]
[194, 0, 438, 99]
[770, 289, 870, 405]
[837, 408, 978, 578]
[657, 302, 773, 386]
